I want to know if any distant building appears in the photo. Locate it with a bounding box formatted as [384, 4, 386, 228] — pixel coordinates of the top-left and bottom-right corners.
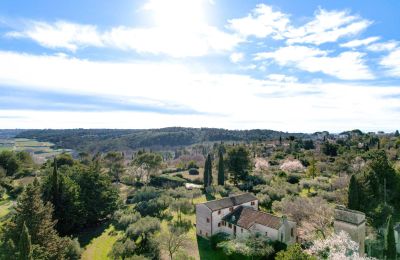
[334, 206, 366, 256]
[195, 193, 296, 244]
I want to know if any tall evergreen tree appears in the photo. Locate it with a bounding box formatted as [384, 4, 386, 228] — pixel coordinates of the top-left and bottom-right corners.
[217, 150, 224, 186]
[207, 154, 212, 186]
[1, 178, 64, 259]
[384, 215, 396, 259]
[203, 155, 209, 189]
[348, 175, 360, 210]
[18, 222, 32, 260]
[51, 157, 59, 212]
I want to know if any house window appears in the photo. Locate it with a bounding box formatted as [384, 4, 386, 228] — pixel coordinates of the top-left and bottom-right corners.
[206, 232, 208, 237]
[222, 221, 226, 226]
[206, 218, 210, 223]
[291, 228, 294, 237]
[241, 228, 243, 233]
[281, 233, 283, 242]
[228, 223, 232, 228]
[218, 210, 221, 215]
[200, 230, 202, 235]
[229, 207, 233, 212]
[265, 232, 268, 237]
[251, 201, 255, 206]
[218, 223, 221, 227]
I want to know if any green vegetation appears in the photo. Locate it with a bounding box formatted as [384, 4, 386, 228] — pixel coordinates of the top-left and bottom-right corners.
[0, 128, 399, 259]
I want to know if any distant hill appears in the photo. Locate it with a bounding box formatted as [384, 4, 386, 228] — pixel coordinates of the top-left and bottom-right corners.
[13, 128, 310, 153]
[0, 129, 26, 139]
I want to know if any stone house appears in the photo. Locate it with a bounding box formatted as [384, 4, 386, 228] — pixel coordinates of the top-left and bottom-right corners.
[334, 206, 366, 256]
[195, 193, 296, 244]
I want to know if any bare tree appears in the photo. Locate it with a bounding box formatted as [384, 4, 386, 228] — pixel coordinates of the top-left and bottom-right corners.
[159, 226, 188, 260]
[280, 196, 333, 240]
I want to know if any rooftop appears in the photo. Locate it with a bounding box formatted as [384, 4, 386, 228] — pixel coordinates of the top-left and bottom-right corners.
[334, 205, 365, 225]
[202, 193, 257, 211]
[223, 206, 283, 230]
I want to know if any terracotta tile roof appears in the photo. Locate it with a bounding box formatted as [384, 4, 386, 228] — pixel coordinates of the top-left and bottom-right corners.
[223, 206, 283, 230]
[202, 193, 257, 211]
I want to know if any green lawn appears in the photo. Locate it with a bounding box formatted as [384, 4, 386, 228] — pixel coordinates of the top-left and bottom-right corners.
[80, 224, 121, 260]
[0, 194, 14, 227]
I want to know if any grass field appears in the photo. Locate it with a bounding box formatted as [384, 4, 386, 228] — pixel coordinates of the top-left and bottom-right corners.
[80, 224, 121, 260]
[0, 193, 14, 227]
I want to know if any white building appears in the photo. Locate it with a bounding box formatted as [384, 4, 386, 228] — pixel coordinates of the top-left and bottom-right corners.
[195, 193, 296, 244]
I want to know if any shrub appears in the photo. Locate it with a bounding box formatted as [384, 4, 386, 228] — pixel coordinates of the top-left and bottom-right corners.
[287, 173, 301, 184]
[188, 168, 199, 175]
[210, 233, 230, 250]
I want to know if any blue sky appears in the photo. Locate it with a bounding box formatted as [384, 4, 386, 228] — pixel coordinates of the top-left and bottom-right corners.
[0, 0, 399, 132]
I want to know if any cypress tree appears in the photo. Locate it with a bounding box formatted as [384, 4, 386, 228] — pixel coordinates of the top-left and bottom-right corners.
[18, 222, 32, 260]
[385, 215, 396, 259]
[51, 157, 59, 210]
[348, 175, 360, 210]
[217, 150, 224, 186]
[207, 154, 213, 186]
[203, 156, 209, 189]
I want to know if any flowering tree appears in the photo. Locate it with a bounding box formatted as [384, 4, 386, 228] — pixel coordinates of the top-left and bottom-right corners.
[280, 160, 305, 172]
[307, 231, 375, 260]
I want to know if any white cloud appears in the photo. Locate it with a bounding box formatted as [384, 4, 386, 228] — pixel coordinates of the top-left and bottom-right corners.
[367, 41, 399, 52]
[6, 0, 242, 57]
[255, 45, 374, 80]
[0, 51, 398, 132]
[229, 52, 244, 63]
[380, 48, 400, 77]
[284, 9, 372, 45]
[227, 6, 372, 46]
[266, 74, 298, 83]
[6, 21, 103, 52]
[227, 4, 289, 39]
[340, 36, 380, 48]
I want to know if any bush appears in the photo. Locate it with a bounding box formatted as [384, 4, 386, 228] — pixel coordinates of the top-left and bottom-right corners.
[149, 175, 186, 188]
[210, 233, 230, 250]
[287, 173, 301, 184]
[188, 168, 199, 175]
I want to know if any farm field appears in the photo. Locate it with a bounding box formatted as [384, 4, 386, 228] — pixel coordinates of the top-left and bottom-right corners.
[0, 138, 73, 163]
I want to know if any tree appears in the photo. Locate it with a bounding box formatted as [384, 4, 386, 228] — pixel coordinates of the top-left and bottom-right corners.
[280, 197, 333, 240]
[217, 150, 225, 186]
[0, 150, 20, 176]
[217, 234, 274, 258]
[170, 199, 193, 226]
[74, 161, 119, 226]
[18, 222, 32, 260]
[348, 175, 360, 211]
[126, 216, 160, 250]
[1, 178, 64, 259]
[159, 226, 188, 260]
[385, 215, 396, 259]
[104, 151, 125, 182]
[42, 160, 83, 235]
[307, 156, 318, 179]
[395, 130, 400, 137]
[227, 146, 251, 186]
[203, 154, 212, 188]
[307, 231, 367, 259]
[276, 244, 315, 260]
[132, 152, 162, 184]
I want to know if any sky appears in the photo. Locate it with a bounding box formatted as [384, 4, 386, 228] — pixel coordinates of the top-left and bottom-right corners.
[0, 0, 399, 133]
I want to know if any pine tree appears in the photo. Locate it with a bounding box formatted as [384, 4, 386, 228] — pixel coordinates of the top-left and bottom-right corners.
[348, 175, 360, 210]
[217, 150, 224, 186]
[1, 178, 63, 259]
[395, 130, 399, 137]
[385, 215, 396, 259]
[18, 222, 32, 260]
